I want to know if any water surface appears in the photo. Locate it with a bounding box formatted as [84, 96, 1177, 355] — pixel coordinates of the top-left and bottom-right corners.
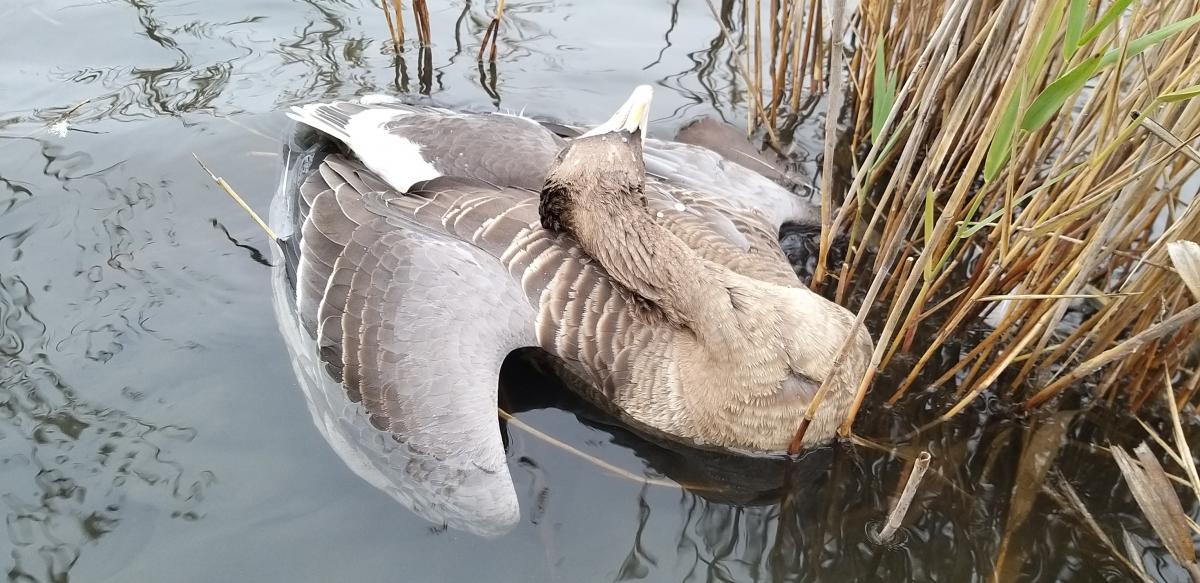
[1, 1, 1195, 581]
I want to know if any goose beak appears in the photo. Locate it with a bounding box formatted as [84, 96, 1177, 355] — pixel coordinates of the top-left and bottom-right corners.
[580, 85, 653, 142]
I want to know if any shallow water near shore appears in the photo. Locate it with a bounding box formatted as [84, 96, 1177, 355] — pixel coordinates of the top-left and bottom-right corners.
[2, 0, 1197, 581]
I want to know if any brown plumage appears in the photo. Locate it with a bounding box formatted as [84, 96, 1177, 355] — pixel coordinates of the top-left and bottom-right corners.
[274, 86, 873, 534]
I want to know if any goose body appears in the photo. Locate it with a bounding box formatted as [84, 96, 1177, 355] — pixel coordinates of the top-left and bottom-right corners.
[271, 87, 873, 535]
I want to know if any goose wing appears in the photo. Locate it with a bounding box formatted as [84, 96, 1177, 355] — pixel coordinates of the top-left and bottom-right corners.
[288, 100, 814, 289]
[641, 140, 818, 288]
[361, 168, 674, 411]
[276, 146, 541, 536]
[287, 100, 565, 192]
[279, 144, 676, 535]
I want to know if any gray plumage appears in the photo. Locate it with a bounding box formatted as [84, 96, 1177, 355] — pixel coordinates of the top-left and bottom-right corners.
[272, 87, 872, 536]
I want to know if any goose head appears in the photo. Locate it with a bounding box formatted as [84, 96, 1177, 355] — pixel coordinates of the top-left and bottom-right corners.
[539, 86, 651, 234]
[538, 85, 873, 452]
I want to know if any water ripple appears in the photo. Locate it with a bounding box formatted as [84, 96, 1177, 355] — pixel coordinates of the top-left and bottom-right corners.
[0, 276, 209, 583]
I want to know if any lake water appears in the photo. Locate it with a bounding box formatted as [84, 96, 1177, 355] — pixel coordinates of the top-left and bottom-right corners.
[2, 0, 1195, 581]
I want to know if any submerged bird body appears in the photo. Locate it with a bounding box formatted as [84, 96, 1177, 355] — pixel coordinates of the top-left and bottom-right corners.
[273, 88, 872, 534]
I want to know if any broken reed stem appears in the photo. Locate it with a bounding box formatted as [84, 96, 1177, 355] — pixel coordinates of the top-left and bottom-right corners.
[1112, 443, 1199, 577]
[192, 154, 277, 240]
[874, 451, 932, 543]
[1047, 476, 1158, 583]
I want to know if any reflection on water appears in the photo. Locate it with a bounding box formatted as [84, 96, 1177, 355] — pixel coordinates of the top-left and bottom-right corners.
[499, 352, 1192, 581]
[0, 274, 210, 582]
[2, 0, 1197, 581]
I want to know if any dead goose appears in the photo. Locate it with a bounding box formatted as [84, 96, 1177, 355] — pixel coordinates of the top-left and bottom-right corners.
[272, 86, 873, 535]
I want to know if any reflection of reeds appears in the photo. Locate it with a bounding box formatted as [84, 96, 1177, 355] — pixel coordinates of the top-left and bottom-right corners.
[706, 0, 828, 144]
[731, 0, 1200, 427]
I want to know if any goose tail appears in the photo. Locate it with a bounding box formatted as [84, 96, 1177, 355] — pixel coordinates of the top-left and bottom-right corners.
[286, 102, 363, 145]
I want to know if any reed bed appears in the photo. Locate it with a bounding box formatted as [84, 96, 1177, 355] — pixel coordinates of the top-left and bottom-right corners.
[731, 0, 1200, 426]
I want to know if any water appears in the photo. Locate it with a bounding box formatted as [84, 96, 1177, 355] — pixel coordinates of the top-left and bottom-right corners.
[2, 0, 1196, 581]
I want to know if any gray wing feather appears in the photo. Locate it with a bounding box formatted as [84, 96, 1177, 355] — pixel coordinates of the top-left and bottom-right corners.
[273, 150, 536, 535]
[269, 238, 527, 536]
[643, 138, 819, 229]
[273, 108, 818, 536]
[289, 102, 564, 192]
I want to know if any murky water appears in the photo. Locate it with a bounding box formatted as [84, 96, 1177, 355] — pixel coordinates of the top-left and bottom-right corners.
[2, 0, 1197, 581]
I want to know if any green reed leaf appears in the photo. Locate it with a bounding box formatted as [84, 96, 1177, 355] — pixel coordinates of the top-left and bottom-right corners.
[1159, 84, 1200, 102]
[1098, 12, 1200, 68]
[1021, 54, 1102, 132]
[872, 38, 897, 143]
[984, 94, 1022, 182]
[1063, 0, 1089, 60]
[1078, 0, 1135, 46]
[1022, 12, 1200, 132]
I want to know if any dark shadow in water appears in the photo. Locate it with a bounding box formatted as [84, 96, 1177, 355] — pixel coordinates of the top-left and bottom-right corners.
[496, 342, 1198, 582]
[478, 60, 502, 104]
[210, 219, 272, 267]
[643, 0, 682, 72]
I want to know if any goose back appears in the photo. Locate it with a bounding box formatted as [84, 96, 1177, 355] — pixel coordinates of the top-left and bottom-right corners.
[273, 98, 837, 535]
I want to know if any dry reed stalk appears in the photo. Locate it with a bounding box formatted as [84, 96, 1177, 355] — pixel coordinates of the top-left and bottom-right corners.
[812, 0, 846, 287]
[478, 0, 506, 62]
[379, 0, 431, 49]
[381, 0, 404, 50]
[705, 0, 784, 149]
[1112, 443, 1200, 582]
[716, 0, 836, 142]
[412, 0, 431, 46]
[1160, 370, 1200, 495]
[731, 0, 1200, 426]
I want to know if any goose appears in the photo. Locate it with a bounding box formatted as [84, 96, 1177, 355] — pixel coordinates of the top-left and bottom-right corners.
[270, 86, 873, 536]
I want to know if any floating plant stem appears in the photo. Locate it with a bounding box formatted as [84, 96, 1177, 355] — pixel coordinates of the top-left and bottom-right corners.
[193, 153, 277, 241]
[496, 408, 715, 492]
